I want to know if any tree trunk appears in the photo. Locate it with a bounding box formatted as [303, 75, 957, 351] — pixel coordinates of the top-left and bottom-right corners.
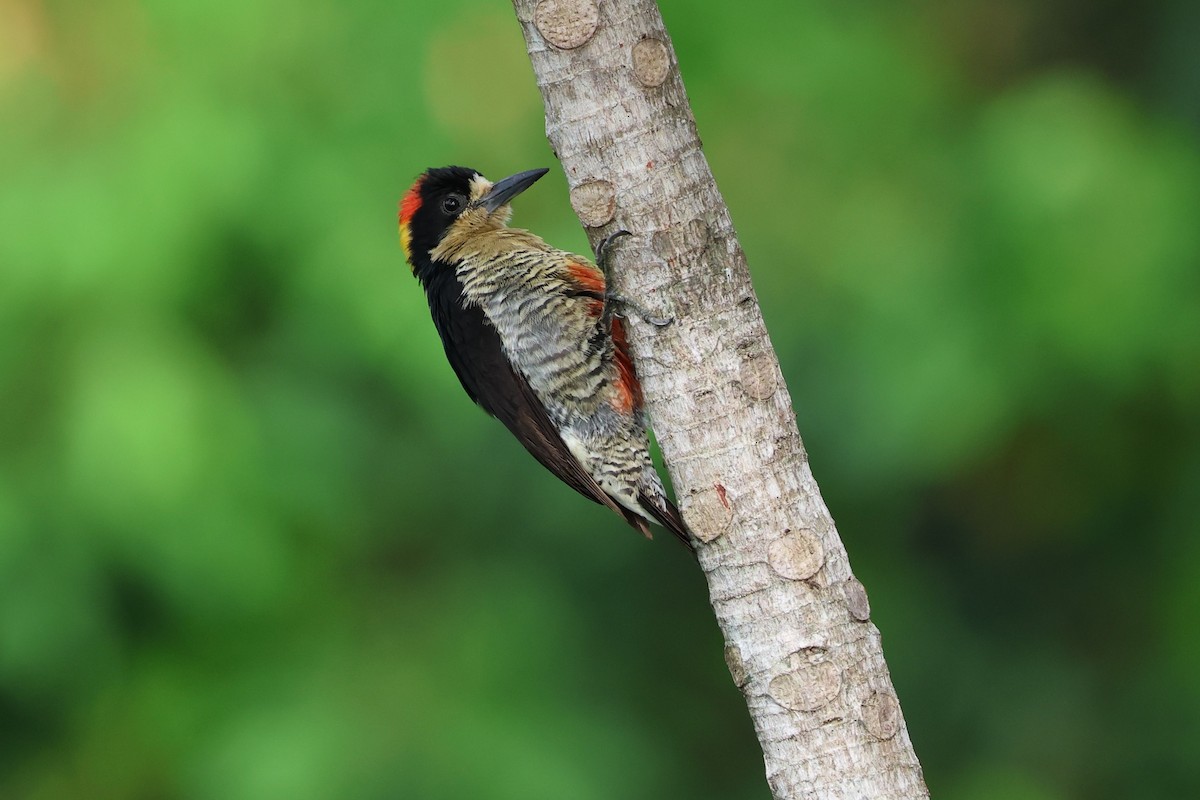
[508, 1, 930, 798]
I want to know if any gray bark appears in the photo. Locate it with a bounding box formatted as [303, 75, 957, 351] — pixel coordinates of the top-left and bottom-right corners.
[509, 2, 930, 798]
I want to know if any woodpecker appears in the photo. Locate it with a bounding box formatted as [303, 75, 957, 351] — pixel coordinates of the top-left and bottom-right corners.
[399, 165, 692, 550]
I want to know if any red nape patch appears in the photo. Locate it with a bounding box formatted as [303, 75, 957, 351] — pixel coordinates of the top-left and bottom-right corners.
[398, 179, 424, 225]
[610, 318, 644, 413]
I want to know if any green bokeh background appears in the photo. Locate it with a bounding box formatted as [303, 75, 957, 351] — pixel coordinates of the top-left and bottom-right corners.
[3, 0, 1199, 798]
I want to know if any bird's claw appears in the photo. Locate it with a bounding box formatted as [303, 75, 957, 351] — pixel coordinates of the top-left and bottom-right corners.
[607, 293, 674, 327]
[596, 230, 674, 327]
[595, 230, 633, 275]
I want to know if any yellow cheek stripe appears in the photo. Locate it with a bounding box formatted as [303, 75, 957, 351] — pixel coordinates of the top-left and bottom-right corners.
[400, 224, 413, 266]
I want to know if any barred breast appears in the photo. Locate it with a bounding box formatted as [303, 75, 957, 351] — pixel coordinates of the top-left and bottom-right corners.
[453, 235, 667, 520]
[456, 246, 614, 425]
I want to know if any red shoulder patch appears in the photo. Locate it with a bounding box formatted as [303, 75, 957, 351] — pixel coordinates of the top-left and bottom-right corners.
[610, 318, 644, 413]
[566, 261, 643, 412]
[567, 261, 606, 317]
[567, 261, 605, 294]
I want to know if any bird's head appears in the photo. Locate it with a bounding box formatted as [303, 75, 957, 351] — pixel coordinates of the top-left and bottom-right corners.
[399, 165, 549, 270]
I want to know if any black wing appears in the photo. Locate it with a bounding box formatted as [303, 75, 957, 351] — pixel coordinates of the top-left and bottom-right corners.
[421, 265, 642, 527]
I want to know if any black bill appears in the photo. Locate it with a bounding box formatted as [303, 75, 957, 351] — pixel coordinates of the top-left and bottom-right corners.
[478, 168, 549, 213]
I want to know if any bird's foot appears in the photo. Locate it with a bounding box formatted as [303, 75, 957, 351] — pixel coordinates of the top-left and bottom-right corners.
[594, 229, 633, 276]
[607, 293, 674, 327]
[595, 230, 674, 327]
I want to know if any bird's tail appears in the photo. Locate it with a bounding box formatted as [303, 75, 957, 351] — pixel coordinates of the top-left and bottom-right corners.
[638, 491, 695, 553]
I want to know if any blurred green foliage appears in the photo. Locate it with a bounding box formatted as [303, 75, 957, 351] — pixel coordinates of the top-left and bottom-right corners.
[2, 0, 1198, 798]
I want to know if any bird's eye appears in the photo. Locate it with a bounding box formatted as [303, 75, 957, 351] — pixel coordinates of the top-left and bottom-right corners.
[441, 195, 464, 214]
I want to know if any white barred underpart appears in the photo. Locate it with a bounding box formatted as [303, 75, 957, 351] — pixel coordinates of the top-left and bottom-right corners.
[449, 226, 668, 522]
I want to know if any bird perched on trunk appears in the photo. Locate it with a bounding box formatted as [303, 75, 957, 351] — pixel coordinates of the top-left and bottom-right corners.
[399, 165, 692, 550]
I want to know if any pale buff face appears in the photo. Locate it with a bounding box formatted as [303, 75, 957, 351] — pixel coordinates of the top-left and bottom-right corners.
[430, 172, 522, 263]
[467, 173, 493, 203]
